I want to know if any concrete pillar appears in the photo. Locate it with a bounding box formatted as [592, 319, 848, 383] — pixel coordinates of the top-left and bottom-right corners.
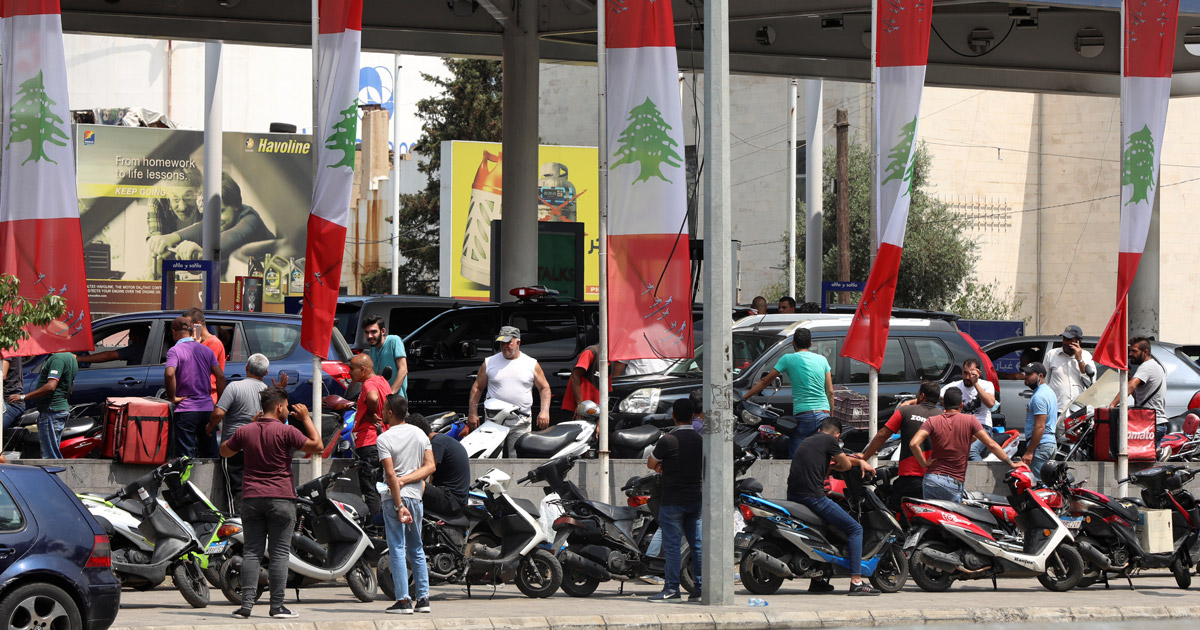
[499, 0, 539, 301]
[701, 0, 735, 607]
[1129, 181, 1160, 338]
[804, 79, 824, 304]
[202, 41, 223, 270]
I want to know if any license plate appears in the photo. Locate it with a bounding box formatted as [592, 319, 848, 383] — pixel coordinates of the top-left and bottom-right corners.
[1062, 517, 1083, 530]
[734, 532, 754, 551]
[204, 540, 228, 554]
[903, 531, 920, 550]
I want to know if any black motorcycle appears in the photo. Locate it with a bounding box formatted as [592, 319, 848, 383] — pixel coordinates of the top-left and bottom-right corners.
[1118, 464, 1200, 588]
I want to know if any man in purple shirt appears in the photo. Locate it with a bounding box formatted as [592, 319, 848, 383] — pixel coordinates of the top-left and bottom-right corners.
[165, 316, 225, 457]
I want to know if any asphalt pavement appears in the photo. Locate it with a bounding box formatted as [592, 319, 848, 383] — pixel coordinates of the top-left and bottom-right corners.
[111, 573, 1200, 629]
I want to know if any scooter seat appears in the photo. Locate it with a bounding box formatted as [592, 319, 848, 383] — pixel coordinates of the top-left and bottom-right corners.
[582, 499, 640, 524]
[60, 417, 96, 439]
[611, 424, 662, 451]
[514, 425, 585, 459]
[916, 499, 998, 527]
[964, 491, 1009, 505]
[427, 509, 470, 529]
[768, 499, 848, 544]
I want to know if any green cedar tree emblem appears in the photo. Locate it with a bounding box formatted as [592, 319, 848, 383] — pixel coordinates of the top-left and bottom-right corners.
[881, 116, 917, 196]
[325, 99, 359, 169]
[1122, 125, 1156, 205]
[7, 71, 69, 165]
[611, 97, 682, 184]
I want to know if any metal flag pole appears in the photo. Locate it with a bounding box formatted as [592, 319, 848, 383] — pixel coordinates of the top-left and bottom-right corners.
[868, 368, 878, 466]
[1115, 0, 1127, 498]
[310, 0, 323, 478]
[597, 0, 611, 505]
[391, 55, 402, 295]
[866, 0, 879, 461]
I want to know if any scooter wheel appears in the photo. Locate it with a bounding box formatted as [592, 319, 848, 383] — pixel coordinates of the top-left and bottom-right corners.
[1172, 554, 1192, 589]
[348, 556, 378, 602]
[219, 555, 264, 606]
[910, 542, 954, 593]
[172, 559, 210, 608]
[738, 540, 785, 595]
[1037, 544, 1084, 592]
[560, 567, 600, 597]
[868, 543, 908, 593]
[515, 549, 563, 598]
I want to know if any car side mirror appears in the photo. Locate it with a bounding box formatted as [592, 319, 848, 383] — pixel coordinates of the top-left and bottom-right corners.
[459, 341, 478, 359]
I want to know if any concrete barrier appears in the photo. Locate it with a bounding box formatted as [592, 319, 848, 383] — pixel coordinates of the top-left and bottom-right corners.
[20, 456, 1180, 511]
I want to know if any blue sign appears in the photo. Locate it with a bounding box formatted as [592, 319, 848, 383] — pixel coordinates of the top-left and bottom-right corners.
[820, 280, 867, 313]
[161, 259, 220, 311]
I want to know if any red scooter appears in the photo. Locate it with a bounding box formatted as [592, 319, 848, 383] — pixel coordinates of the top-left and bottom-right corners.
[5, 403, 103, 458]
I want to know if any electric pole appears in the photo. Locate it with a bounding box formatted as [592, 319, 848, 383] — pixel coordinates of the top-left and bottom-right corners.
[835, 107, 850, 304]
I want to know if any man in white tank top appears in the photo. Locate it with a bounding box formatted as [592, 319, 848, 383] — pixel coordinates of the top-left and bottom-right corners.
[467, 326, 552, 457]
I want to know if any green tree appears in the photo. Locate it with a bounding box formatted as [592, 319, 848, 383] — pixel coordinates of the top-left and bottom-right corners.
[611, 97, 682, 184]
[325, 99, 359, 170]
[776, 142, 1019, 317]
[8, 71, 69, 165]
[0, 274, 67, 353]
[394, 59, 503, 295]
[881, 116, 917, 196]
[1122, 125, 1155, 205]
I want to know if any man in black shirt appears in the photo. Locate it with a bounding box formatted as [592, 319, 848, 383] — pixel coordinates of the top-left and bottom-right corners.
[407, 415, 470, 516]
[646, 397, 702, 603]
[858, 381, 942, 512]
[787, 417, 879, 596]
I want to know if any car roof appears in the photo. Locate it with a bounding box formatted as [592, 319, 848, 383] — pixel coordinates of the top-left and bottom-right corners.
[983, 335, 1183, 351]
[337, 295, 493, 306]
[734, 314, 958, 336]
[95, 310, 305, 324]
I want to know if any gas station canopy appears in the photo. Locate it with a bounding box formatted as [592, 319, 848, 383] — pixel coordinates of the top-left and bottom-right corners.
[60, 0, 1200, 95]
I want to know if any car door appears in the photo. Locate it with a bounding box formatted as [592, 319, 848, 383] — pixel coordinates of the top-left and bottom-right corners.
[985, 340, 1050, 427]
[844, 337, 910, 417]
[206, 319, 256, 385]
[405, 309, 500, 414]
[72, 319, 156, 405]
[0, 474, 35, 576]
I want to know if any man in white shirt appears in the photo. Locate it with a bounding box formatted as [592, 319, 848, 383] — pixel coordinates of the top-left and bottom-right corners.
[940, 358, 996, 461]
[377, 395, 436, 614]
[467, 326, 552, 457]
[1044, 325, 1095, 442]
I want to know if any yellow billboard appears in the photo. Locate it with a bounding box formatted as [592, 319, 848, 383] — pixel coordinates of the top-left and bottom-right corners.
[439, 141, 599, 301]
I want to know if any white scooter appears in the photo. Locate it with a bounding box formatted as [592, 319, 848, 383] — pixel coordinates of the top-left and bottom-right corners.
[459, 398, 528, 458]
[512, 401, 599, 460]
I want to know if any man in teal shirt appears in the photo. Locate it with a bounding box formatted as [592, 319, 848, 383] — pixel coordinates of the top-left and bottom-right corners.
[741, 328, 834, 457]
[362, 315, 408, 397]
[13, 353, 78, 458]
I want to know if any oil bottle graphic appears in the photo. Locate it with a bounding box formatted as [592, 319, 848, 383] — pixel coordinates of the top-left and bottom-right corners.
[537, 162, 578, 222]
[288, 257, 305, 296]
[263, 254, 287, 304]
[460, 151, 503, 286]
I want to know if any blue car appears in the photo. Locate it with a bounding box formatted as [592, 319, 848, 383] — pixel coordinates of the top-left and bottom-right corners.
[21, 311, 353, 409]
[0, 464, 120, 629]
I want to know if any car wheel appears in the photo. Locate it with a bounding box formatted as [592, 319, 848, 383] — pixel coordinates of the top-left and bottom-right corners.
[0, 582, 82, 630]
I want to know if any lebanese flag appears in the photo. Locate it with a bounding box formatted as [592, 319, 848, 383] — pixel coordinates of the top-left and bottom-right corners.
[0, 0, 93, 356]
[605, 0, 693, 361]
[841, 0, 933, 369]
[1094, 0, 1179, 370]
[301, 0, 361, 358]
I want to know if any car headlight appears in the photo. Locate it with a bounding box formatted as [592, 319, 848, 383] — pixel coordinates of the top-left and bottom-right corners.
[617, 388, 661, 414]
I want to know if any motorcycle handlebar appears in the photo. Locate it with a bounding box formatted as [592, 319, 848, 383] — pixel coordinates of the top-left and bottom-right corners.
[1116, 477, 1130, 484]
[516, 473, 534, 485]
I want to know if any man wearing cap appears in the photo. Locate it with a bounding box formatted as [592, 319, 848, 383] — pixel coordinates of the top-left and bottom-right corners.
[1044, 325, 1095, 442]
[467, 326, 552, 457]
[1020, 362, 1058, 482]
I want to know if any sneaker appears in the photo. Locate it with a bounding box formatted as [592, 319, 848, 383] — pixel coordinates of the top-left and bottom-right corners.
[387, 600, 414, 615]
[414, 597, 431, 613]
[848, 582, 879, 596]
[687, 592, 702, 602]
[269, 606, 299, 618]
[648, 589, 681, 603]
[808, 578, 835, 593]
[231, 607, 252, 619]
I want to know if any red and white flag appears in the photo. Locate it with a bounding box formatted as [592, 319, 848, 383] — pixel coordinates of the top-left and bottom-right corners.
[301, 0, 361, 358]
[0, 0, 92, 356]
[841, 0, 933, 369]
[1095, 0, 1179, 370]
[605, 0, 693, 361]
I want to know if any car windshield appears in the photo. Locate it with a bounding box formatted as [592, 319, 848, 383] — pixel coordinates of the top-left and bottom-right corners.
[667, 332, 780, 377]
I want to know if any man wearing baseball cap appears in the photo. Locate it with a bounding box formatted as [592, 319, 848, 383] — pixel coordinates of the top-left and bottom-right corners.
[1020, 362, 1058, 482]
[1044, 324, 1095, 443]
[467, 325, 552, 457]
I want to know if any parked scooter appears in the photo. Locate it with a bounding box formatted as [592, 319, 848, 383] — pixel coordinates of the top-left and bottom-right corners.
[513, 402, 599, 460]
[376, 467, 563, 598]
[155, 457, 243, 589]
[1118, 463, 1200, 587]
[218, 468, 378, 605]
[736, 466, 909, 594]
[77, 461, 211, 607]
[458, 399, 526, 458]
[5, 403, 104, 458]
[903, 467, 1084, 592]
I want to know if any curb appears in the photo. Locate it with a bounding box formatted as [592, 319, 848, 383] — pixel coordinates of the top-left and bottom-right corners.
[108, 603, 1200, 630]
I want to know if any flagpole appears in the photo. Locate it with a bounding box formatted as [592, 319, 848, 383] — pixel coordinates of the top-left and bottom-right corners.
[310, 0, 323, 479]
[787, 78, 797, 299]
[1116, 0, 1127, 498]
[596, 0, 611, 506]
[866, 0, 879, 457]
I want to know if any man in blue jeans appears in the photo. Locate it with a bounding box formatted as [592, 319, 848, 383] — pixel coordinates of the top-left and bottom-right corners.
[12, 352, 77, 458]
[787, 418, 879, 595]
[646, 398, 702, 602]
[1020, 362, 1058, 482]
[2, 356, 24, 434]
[376, 395, 435, 614]
[741, 327, 834, 457]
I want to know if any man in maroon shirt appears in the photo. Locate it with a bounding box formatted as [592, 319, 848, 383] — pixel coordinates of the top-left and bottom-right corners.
[910, 388, 1022, 503]
[221, 387, 322, 619]
[858, 381, 942, 511]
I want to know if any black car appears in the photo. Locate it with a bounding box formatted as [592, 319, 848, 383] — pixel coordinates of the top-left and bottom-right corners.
[335, 295, 493, 348]
[609, 312, 990, 431]
[0, 464, 120, 630]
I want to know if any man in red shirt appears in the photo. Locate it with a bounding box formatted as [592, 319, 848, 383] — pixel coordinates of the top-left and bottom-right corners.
[910, 388, 1022, 503]
[858, 381, 942, 512]
[350, 353, 393, 523]
[186, 308, 227, 405]
[562, 344, 612, 413]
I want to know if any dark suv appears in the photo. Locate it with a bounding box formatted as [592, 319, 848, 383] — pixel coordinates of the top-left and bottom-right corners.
[335, 295, 492, 349]
[609, 312, 990, 429]
[0, 464, 120, 630]
[22, 311, 354, 407]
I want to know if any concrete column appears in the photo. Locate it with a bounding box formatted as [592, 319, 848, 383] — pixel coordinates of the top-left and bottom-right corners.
[1129, 180, 1160, 338]
[391, 55, 403, 296]
[202, 41, 223, 270]
[804, 79, 824, 304]
[701, 0, 734, 607]
[787, 79, 797, 298]
[499, 0, 539, 301]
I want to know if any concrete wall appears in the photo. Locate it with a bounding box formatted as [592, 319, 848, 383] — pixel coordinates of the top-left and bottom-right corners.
[31, 458, 1172, 512]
